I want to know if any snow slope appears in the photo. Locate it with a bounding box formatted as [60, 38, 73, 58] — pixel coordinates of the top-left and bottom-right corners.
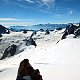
[0, 30, 80, 80]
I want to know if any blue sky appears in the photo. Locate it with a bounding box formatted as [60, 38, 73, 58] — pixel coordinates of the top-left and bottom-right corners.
[0, 0, 80, 27]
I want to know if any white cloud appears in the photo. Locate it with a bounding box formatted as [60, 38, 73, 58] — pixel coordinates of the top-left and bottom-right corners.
[17, 0, 34, 3]
[0, 18, 38, 22]
[0, 18, 18, 21]
[17, 0, 55, 9]
[0, 18, 39, 27]
[40, 0, 55, 8]
[41, 0, 55, 3]
[0, 22, 34, 28]
[25, 0, 34, 3]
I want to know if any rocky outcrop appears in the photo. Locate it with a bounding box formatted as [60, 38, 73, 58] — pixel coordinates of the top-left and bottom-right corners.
[0, 34, 2, 37]
[30, 31, 37, 38]
[0, 44, 17, 60]
[25, 38, 37, 47]
[0, 25, 10, 34]
[40, 29, 44, 32]
[61, 23, 80, 39]
[45, 29, 50, 35]
[61, 31, 68, 39]
[23, 30, 27, 34]
[74, 28, 80, 38]
[16, 59, 43, 80]
[56, 27, 62, 30]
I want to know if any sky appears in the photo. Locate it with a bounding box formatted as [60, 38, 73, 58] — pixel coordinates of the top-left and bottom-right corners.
[0, 0, 80, 27]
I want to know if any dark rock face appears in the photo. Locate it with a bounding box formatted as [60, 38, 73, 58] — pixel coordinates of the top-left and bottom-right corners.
[0, 39, 2, 42]
[9, 44, 17, 56]
[61, 31, 68, 39]
[31, 31, 37, 38]
[0, 25, 10, 34]
[31, 69, 43, 80]
[23, 30, 27, 34]
[16, 59, 43, 80]
[61, 23, 80, 39]
[0, 44, 17, 60]
[26, 38, 37, 47]
[56, 27, 62, 30]
[45, 29, 50, 35]
[40, 29, 44, 32]
[68, 24, 77, 34]
[0, 34, 2, 37]
[74, 28, 80, 38]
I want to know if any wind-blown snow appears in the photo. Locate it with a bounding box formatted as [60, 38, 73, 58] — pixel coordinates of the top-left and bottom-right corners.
[0, 30, 80, 80]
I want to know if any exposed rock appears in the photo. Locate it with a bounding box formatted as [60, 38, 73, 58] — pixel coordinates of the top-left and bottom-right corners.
[40, 29, 44, 32]
[30, 31, 37, 38]
[0, 34, 2, 37]
[0, 25, 10, 34]
[26, 38, 37, 47]
[67, 24, 77, 34]
[0, 44, 17, 60]
[0, 39, 2, 42]
[45, 29, 50, 35]
[56, 27, 62, 30]
[23, 30, 27, 34]
[31, 69, 43, 80]
[16, 59, 43, 80]
[61, 31, 68, 39]
[9, 44, 17, 56]
[74, 28, 80, 38]
[61, 23, 79, 39]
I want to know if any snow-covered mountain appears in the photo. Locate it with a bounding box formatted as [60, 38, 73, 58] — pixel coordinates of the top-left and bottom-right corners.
[9, 24, 67, 31]
[0, 27, 80, 80]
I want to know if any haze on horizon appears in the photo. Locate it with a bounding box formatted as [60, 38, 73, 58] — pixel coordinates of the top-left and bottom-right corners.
[0, 0, 80, 27]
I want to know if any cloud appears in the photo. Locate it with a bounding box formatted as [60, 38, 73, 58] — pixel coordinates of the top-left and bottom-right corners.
[25, 0, 34, 3]
[0, 18, 18, 21]
[41, 0, 55, 5]
[0, 18, 38, 22]
[39, 0, 55, 9]
[0, 18, 39, 27]
[1, 0, 55, 9]
[17, 0, 34, 3]
[18, 0, 55, 9]
[0, 21, 34, 27]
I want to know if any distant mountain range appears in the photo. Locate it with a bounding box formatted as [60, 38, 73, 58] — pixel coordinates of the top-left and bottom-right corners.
[9, 24, 68, 32]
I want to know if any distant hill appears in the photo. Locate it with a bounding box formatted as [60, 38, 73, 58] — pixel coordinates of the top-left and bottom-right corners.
[9, 24, 68, 32]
